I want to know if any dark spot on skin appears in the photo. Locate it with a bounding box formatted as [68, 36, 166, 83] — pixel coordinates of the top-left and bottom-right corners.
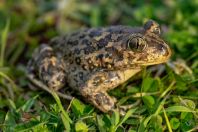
[74, 48, 81, 55]
[105, 54, 109, 58]
[68, 58, 74, 64]
[67, 52, 72, 57]
[78, 72, 84, 80]
[83, 46, 96, 54]
[96, 54, 104, 60]
[118, 30, 123, 34]
[103, 54, 113, 62]
[51, 81, 55, 85]
[117, 54, 124, 61]
[97, 39, 108, 49]
[82, 64, 88, 70]
[105, 34, 111, 40]
[89, 30, 102, 38]
[89, 65, 94, 71]
[40, 65, 46, 73]
[107, 28, 113, 33]
[103, 62, 110, 68]
[63, 54, 68, 58]
[105, 46, 119, 53]
[115, 36, 123, 42]
[79, 34, 85, 39]
[75, 57, 81, 65]
[67, 40, 72, 45]
[82, 39, 91, 46]
[67, 40, 78, 46]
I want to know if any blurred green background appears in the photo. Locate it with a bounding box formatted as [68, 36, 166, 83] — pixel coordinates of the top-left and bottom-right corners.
[0, 0, 198, 131]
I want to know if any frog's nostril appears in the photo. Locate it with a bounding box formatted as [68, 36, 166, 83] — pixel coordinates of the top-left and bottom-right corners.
[161, 46, 167, 55]
[157, 44, 170, 56]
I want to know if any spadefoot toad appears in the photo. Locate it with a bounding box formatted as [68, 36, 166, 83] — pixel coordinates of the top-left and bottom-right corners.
[27, 20, 171, 113]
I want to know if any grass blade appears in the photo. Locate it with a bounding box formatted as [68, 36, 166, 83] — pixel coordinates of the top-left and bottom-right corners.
[164, 106, 195, 113]
[50, 89, 72, 131]
[138, 115, 152, 132]
[0, 19, 10, 67]
[20, 95, 39, 112]
[14, 121, 47, 132]
[3, 111, 16, 131]
[115, 108, 137, 131]
[163, 107, 173, 132]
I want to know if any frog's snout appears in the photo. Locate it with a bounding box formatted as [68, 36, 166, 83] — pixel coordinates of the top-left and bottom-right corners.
[157, 43, 172, 59]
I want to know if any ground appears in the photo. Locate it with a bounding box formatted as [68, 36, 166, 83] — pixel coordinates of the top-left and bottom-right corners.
[0, 0, 198, 131]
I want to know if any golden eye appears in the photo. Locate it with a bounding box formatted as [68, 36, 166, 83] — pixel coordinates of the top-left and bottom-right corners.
[128, 37, 147, 52]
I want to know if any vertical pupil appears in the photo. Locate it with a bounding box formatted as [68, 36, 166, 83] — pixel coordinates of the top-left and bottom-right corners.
[136, 38, 139, 49]
[129, 38, 139, 50]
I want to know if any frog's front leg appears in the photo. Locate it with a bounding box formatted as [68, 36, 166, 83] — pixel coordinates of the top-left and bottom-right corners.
[80, 69, 140, 113]
[27, 44, 66, 90]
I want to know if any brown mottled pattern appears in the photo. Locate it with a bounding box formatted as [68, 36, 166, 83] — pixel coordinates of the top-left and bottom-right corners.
[28, 20, 171, 113]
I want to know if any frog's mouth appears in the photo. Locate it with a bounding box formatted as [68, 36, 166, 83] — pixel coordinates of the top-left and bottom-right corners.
[144, 43, 172, 66]
[138, 49, 172, 66]
[140, 59, 169, 66]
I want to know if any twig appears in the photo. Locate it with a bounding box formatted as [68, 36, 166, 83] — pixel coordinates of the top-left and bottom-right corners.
[27, 74, 73, 100]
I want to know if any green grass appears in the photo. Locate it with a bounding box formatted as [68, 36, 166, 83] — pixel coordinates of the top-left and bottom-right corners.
[0, 0, 198, 131]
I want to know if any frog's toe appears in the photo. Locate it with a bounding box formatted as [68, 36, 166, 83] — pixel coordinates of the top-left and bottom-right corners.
[29, 44, 67, 91]
[118, 107, 126, 116]
[39, 58, 66, 90]
[47, 72, 66, 90]
[81, 89, 117, 113]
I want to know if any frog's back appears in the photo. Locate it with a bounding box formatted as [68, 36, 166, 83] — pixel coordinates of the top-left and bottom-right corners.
[51, 26, 142, 54]
[49, 26, 143, 70]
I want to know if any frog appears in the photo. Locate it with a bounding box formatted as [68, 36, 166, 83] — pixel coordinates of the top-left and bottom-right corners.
[27, 20, 171, 113]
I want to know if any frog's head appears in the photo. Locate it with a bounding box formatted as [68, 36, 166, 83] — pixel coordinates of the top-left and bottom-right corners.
[123, 20, 171, 67]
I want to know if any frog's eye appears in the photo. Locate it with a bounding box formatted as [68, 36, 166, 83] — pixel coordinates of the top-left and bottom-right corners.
[128, 37, 147, 52]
